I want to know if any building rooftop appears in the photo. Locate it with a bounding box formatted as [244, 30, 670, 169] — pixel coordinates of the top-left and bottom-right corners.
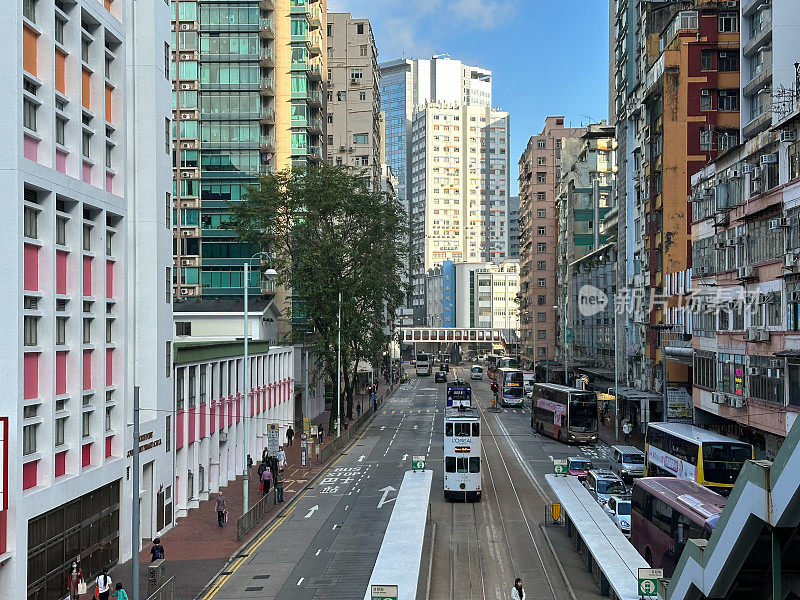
[173, 339, 272, 364]
[173, 296, 276, 313]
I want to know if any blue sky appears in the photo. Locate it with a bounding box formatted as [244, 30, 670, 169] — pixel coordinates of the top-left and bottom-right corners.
[327, 0, 611, 194]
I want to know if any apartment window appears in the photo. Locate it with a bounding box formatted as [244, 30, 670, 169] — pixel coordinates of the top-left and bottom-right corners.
[24, 296, 39, 310]
[54, 218, 67, 247]
[537, 156, 546, 166]
[537, 312, 547, 322]
[718, 130, 738, 152]
[337, 90, 346, 101]
[82, 131, 91, 158]
[789, 141, 800, 181]
[537, 295, 546, 305]
[700, 90, 712, 111]
[537, 226, 546, 235]
[360, 44, 367, 56]
[353, 133, 368, 145]
[56, 117, 66, 145]
[24, 206, 38, 239]
[24, 315, 38, 346]
[23, 98, 37, 132]
[55, 417, 67, 446]
[23, 0, 36, 22]
[83, 224, 91, 250]
[105, 319, 112, 343]
[176, 321, 192, 336]
[718, 51, 737, 72]
[537, 278, 546, 287]
[350, 68, 363, 82]
[104, 406, 112, 431]
[56, 316, 67, 345]
[106, 231, 113, 256]
[23, 424, 37, 455]
[105, 143, 113, 168]
[356, 23, 364, 34]
[700, 129, 712, 151]
[82, 411, 91, 438]
[536, 172, 546, 183]
[701, 49, 713, 71]
[537, 209, 546, 218]
[164, 117, 170, 153]
[537, 329, 547, 340]
[164, 42, 170, 78]
[166, 340, 171, 377]
[718, 12, 738, 32]
[537, 242, 546, 252]
[165, 267, 171, 302]
[327, 113, 333, 124]
[24, 404, 38, 419]
[537, 260, 546, 270]
[83, 318, 92, 343]
[536, 191, 546, 201]
[538, 347, 546, 357]
[719, 90, 738, 111]
[81, 37, 91, 62]
[359, 91, 366, 101]
[537, 139, 546, 149]
[166, 192, 171, 228]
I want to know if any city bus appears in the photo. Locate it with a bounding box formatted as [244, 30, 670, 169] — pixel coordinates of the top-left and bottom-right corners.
[497, 356, 519, 370]
[415, 352, 431, 376]
[486, 354, 501, 378]
[530, 383, 598, 443]
[631, 477, 726, 577]
[644, 422, 754, 495]
[495, 368, 525, 407]
[444, 405, 481, 501]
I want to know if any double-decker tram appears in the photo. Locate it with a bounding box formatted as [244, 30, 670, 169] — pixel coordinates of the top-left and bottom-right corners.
[415, 352, 431, 376]
[443, 405, 481, 501]
[495, 367, 525, 407]
[530, 383, 599, 443]
[644, 422, 754, 495]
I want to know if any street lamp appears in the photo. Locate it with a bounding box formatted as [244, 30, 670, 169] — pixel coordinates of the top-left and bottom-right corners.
[243, 252, 276, 516]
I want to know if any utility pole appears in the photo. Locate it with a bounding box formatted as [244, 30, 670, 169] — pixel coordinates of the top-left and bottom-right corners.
[304, 347, 309, 432]
[563, 295, 568, 385]
[614, 293, 619, 442]
[243, 263, 250, 515]
[132, 386, 140, 600]
[337, 291, 342, 438]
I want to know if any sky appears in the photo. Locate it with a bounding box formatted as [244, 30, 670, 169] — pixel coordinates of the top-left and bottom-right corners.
[327, 0, 611, 194]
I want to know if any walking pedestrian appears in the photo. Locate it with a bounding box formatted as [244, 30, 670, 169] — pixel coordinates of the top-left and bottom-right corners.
[510, 577, 525, 600]
[275, 470, 284, 503]
[356, 402, 362, 417]
[623, 419, 632, 444]
[112, 583, 129, 600]
[277, 446, 287, 472]
[215, 492, 226, 527]
[95, 568, 113, 600]
[318, 425, 324, 445]
[66, 559, 84, 600]
[287, 425, 294, 447]
[149, 537, 165, 562]
[261, 465, 273, 495]
[247, 454, 253, 471]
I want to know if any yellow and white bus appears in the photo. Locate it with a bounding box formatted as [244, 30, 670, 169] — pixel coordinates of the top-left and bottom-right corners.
[644, 422, 754, 495]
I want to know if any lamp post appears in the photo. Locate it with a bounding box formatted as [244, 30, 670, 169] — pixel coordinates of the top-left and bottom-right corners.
[243, 253, 277, 516]
[337, 291, 342, 438]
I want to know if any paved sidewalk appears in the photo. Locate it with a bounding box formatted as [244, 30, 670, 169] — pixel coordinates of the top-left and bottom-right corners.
[597, 406, 645, 450]
[111, 386, 395, 600]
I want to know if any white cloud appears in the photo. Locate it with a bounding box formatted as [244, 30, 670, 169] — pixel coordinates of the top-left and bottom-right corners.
[449, 0, 518, 30]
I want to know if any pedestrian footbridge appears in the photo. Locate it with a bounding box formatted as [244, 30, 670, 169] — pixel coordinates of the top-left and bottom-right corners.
[661, 417, 800, 600]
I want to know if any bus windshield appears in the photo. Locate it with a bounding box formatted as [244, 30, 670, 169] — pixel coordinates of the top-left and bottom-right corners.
[503, 372, 524, 398]
[569, 397, 598, 432]
[702, 443, 752, 484]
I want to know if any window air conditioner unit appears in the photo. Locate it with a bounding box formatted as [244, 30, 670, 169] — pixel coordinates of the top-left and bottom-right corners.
[219, 431, 227, 443]
[788, 291, 800, 302]
[780, 129, 798, 142]
[180, 288, 189, 295]
[746, 366, 760, 376]
[715, 213, 728, 226]
[757, 330, 770, 342]
[711, 392, 725, 405]
[339, 145, 346, 151]
[180, 83, 191, 90]
[715, 240, 726, 249]
[741, 164, 753, 174]
[737, 265, 753, 279]
[760, 153, 778, 165]
[770, 359, 782, 368]
[769, 218, 789, 229]
[730, 169, 741, 179]
[701, 89, 710, 96]
[730, 396, 745, 409]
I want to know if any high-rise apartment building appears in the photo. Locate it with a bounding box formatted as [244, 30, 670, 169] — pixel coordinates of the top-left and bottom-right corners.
[326, 13, 380, 186]
[517, 117, 585, 370]
[380, 56, 495, 321]
[1, 0, 173, 596]
[508, 195, 520, 258]
[171, 0, 327, 298]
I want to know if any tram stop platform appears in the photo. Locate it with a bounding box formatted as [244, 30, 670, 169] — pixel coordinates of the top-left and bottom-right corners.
[362, 469, 433, 600]
[545, 474, 648, 599]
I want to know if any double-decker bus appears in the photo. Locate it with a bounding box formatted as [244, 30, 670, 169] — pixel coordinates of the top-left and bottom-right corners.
[495, 368, 525, 407]
[486, 354, 501, 378]
[644, 422, 754, 495]
[415, 352, 431, 376]
[443, 406, 481, 501]
[530, 383, 598, 443]
[497, 356, 519, 370]
[631, 477, 726, 577]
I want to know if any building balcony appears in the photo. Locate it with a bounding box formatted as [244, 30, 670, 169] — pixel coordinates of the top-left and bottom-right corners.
[260, 77, 275, 94]
[259, 19, 274, 37]
[259, 47, 274, 66]
[290, 32, 309, 44]
[307, 63, 322, 81]
[259, 0, 274, 9]
[260, 136, 276, 152]
[260, 107, 275, 125]
[306, 90, 323, 106]
[742, 110, 772, 140]
[308, 5, 322, 27]
[308, 34, 322, 55]
[743, 64, 772, 98]
[308, 146, 323, 162]
[306, 117, 322, 133]
[289, 4, 308, 15]
[742, 0, 762, 16]
[742, 20, 771, 57]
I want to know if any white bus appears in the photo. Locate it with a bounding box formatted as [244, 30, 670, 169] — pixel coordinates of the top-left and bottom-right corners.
[444, 406, 481, 501]
[415, 352, 431, 376]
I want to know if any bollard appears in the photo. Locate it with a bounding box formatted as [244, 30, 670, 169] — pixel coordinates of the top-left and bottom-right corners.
[148, 559, 167, 597]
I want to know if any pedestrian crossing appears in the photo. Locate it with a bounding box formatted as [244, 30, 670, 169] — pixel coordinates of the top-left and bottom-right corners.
[383, 409, 440, 414]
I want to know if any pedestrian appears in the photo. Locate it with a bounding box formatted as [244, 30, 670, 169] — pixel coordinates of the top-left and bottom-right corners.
[287, 425, 294, 447]
[215, 492, 226, 527]
[149, 537, 165, 562]
[112, 583, 128, 600]
[510, 577, 525, 600]
[623, 419, 632, 444]
[261, 464, 273, 495]
[257, 460, 267, 478]
[275, 470, 284, 503]
[262, 446, 268, 462]
[277, 446, 287, 472]
[95, 568, 113, 600]
[67, 559, 84, 600]
[247, 454, 253, 471]
[356, 402, 362, 417]
[318, 425, 324, 445]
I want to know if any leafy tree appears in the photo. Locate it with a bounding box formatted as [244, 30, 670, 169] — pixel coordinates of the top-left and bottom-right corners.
[227, 164, 406, 430]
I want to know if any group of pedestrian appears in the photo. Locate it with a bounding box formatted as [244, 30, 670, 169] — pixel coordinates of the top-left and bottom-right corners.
[257, 445, 286, 503]
[66, 560, 128, 600]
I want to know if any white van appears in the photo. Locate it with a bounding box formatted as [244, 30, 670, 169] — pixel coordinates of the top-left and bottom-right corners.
[610, 445, 645, 483]
[470, 365, 483, 380]
[522, 372, 535, 397]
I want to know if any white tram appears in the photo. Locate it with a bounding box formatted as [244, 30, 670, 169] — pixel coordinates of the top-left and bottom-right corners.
[443, 405, 481, 501]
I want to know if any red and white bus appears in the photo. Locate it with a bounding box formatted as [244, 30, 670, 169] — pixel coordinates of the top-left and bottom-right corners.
[530, 383, 598, 443]
[631, 477, 725, 577]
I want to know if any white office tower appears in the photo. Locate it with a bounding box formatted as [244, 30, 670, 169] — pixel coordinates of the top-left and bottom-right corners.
[0, 0, 173, 596]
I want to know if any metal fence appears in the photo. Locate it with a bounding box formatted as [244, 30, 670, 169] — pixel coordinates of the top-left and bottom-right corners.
[145, 575, 174, 600]
[236, 488, 276, 540]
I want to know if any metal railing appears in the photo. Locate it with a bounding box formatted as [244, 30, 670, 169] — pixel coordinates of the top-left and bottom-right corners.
[145, 576, 174, 600]
[237, 487, 276, 540]
[319, 396, 382, 463]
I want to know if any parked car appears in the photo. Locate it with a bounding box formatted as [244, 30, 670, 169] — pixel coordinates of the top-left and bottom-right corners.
[435, 370, 447, 383]
[610, 445, 645, 483]
[567, 457, 593, 482]
[584, 468, 628, 507]
[603, 495, 632, 537]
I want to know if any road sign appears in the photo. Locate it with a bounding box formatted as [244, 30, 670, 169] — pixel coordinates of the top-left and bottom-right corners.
[565, 328, 573, 343]
[266, 423, 280, 453]
[311, 425, 318, 436]
[301, 449, 307, 467]
[551, 502, 562, 521]
[412, 455, 426, 470]
[300, 432, 308, 441]
[638, 568, 662, 596]
[553, 459, 568, 475]
[371, 584, 398, 600]
[303, 417, 310, 434]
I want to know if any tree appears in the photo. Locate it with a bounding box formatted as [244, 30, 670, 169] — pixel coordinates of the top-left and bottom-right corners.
[227, 164, 407, 431]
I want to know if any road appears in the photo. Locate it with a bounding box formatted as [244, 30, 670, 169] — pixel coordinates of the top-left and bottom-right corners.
[199, 366, 610, 600]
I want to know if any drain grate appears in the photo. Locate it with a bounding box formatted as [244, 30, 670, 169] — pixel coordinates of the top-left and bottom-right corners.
[220, 571, 233, 576]
[244, 586, 263, 592]
[253, 575, 270, 580]
[236, 553, 250, 558]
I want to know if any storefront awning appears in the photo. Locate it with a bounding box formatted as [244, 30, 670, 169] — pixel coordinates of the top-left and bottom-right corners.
[614, 386, 662, 403]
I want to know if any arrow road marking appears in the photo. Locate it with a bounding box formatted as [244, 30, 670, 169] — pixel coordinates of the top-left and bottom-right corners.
[304, 505, 319, 519]
[380, 426, 386, 431]
[402, 454, 408, 461]
[377, 485, 397, 508]
[315, 549, 321, 556]
[358, 455, 365, 462]
[413, 424, 418, 430]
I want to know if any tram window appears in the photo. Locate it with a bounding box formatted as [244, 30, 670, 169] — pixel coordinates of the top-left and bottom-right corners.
[469, 457, 480, 473]
[472, 423, 480, 437]
[455, 423, 471, 436]
[445, 423, 453, 436]
[445, 457, 456, 472]
[457, 457, 469, 473]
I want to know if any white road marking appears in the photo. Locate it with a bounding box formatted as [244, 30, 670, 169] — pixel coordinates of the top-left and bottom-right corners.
[297, 578, 304, 586]
[315, 549, 321, 556]
[304, 505, 319, 518]
[358, 455, 365, 462]
[402, 453, 408, 461]
[377, 485, 397, 508]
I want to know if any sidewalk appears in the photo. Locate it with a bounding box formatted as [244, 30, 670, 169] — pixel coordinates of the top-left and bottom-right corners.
[112, 386, 394, 600]
[597, 408, 645, 450]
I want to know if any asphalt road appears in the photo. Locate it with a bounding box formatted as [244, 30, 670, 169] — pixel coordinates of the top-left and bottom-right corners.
[201, 366, 613, 600]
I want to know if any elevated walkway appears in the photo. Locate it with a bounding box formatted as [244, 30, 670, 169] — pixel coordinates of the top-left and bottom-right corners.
[546, 474, 649, 599]
[662, 418, 800, 600]
[362, 469, 433, 600]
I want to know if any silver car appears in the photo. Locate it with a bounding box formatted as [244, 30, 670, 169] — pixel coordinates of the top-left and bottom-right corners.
[584, 468, 627, 508]
[603, 495, 631, 537]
